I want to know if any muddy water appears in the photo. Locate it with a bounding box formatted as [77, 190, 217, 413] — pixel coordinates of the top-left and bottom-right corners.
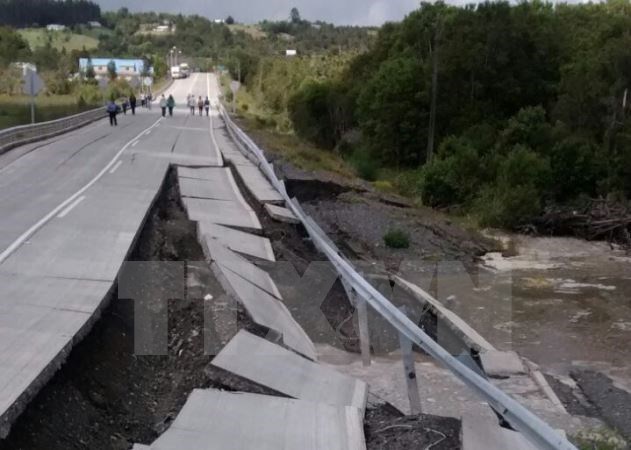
[402, 234, 631, 389]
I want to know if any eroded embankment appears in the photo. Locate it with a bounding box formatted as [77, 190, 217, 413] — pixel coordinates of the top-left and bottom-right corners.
[0, 169, 246, 450]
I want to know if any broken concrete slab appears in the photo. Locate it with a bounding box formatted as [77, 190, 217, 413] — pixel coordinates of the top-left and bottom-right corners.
[480, 350, 526, 378]
[178, 167, 251, 210]
[203, 240, 281, 299]
[461, 414, 538, 450]
[198, 222, 275, 261]
[233, 164, 284, 204]
[149, 389, 366, 450]
[181, 197, 261, 230]
[212, 262, 316, 360]
[212, 330, 367, 411]
[265, 203, 300, 224]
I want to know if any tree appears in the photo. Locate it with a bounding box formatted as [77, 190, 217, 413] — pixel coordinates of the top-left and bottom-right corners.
[225, 16, 235, 25]
[0, 26, 31, 67]
[290, 7, 301, 24]
[86, 57, 96, 79]
[107, 59, 117, 80]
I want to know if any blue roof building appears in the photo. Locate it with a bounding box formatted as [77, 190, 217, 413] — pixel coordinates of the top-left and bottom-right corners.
[79, 58, 152, 80]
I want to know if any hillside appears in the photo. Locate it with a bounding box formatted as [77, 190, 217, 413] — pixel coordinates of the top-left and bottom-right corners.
[18, 28, 98, 52]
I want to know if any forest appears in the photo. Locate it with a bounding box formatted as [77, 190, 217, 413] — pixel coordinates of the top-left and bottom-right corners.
[249, 1, 631, 229]
[0, 0, 101, 27]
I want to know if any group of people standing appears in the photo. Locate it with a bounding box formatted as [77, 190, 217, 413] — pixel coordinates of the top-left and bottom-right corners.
[158, 95, 176, 118]
[187, 94, 211, 116]
[106, 92, 156, 126]
[106, 91, 213, 125]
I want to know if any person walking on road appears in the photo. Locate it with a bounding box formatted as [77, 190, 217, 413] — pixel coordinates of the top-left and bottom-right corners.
[188, 95, 196, 115]
[106, 100, 118, 126]
[204, 96, 210, 116]
[167, 95, 175, 117]
[159, 94, 167, 118]
[197, 96, 204, 116]
[122, 97, 129, 115]
[130, 93, 137, 115]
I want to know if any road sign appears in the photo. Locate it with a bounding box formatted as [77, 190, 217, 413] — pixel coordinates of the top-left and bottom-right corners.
[143, 77, 153, 87]
[22, 69, 45, 124]
[22, 69, 44, 96]
[230, 80, 241, 93]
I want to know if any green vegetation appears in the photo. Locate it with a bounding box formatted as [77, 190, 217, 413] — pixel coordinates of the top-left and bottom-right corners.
[244, 1, 631, 229]
[0, 94, 98, 129]
[18, 29, 98, 52]
[383, 230, 410, 249]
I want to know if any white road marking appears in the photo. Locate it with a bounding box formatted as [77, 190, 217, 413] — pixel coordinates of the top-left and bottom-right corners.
[144, 130, 151, 136]
[57, 196, 86, 218]
[131, 140, 139, 147]
[207, 73, 224, 166]
[109, 160, 123, 174]
[0, 118, 163, 264]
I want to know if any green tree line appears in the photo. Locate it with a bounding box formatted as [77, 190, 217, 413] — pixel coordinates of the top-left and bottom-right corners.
[274, 0, 631, 227]
[0, 0, 100, 27]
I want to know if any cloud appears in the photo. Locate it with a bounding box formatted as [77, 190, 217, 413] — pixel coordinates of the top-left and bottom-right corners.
[95, 0, 421, 25]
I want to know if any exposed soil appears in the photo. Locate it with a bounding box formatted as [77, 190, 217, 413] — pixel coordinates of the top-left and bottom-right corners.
[364, 402, 461, 449]
[0, 169, 254, 450]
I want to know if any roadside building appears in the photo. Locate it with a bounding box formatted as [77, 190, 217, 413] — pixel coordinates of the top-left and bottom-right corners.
[285, 49, 297, 57]
[78, 58, 152, 82]
[88, 21, 102, 28]
[46, 24, 66, 31]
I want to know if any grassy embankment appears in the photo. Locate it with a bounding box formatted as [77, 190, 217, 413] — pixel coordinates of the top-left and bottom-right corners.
[219, 74, 355, 179]
[18, 28, 99, 52]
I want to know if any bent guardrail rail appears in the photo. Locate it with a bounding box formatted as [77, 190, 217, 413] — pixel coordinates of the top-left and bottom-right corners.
[218, 104, 577, 450]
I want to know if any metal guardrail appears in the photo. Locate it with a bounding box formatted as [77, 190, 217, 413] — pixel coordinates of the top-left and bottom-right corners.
[0, 107, 106, 155]
[219, 104, 577, 450]
[0, 79, 174, 156]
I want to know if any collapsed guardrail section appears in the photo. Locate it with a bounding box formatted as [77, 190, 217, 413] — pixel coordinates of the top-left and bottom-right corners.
[218, 103, 577, 450]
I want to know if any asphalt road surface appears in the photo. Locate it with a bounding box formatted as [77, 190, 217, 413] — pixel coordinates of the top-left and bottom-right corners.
[0, 74, 227, 438]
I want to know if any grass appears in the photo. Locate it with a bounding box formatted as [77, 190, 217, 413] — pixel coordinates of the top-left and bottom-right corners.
[228, 24, 267, 40]
[383, 229, 411, 249]
[18, 28, 98, 52]
[0, 95, 98, 129]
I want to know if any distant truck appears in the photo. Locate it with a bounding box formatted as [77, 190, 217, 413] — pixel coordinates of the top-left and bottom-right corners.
[179, 63, 191, 78]
[171, 66, 184, 79]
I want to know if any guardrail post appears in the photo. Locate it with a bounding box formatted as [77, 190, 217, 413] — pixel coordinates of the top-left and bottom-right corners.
[399, 306, 422, 415]
[355, 293, 371, 367]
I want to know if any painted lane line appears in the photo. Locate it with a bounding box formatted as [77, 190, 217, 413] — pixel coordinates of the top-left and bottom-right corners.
[57, 196, 86, 219]
[207, 73, 224, 166]
[109, 160, 123, 174]
[0, 117, 163, 265]
[131, 140, 139, 147]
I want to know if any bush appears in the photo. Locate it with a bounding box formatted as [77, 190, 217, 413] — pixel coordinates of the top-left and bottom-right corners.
[421, 137, 484, 207]
[384, 229, 410, 249]
[350, 149, 379, 181]
[475, 184, 541, 228]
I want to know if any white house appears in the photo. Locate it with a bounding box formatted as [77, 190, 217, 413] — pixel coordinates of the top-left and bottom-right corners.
[88, 21, 102, 28]
[285, 49, 297, 57]
[46, 24, 66, 31]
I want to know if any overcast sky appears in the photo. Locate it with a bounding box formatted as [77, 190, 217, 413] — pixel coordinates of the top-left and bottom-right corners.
[95, 0, 422, 26]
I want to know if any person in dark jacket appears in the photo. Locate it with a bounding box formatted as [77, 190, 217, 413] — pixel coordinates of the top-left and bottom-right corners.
[167, 95, 175, 117]
[106, 100, 118, 126]
[129, 93, 137, 115]
[204, 96, 210, 116]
